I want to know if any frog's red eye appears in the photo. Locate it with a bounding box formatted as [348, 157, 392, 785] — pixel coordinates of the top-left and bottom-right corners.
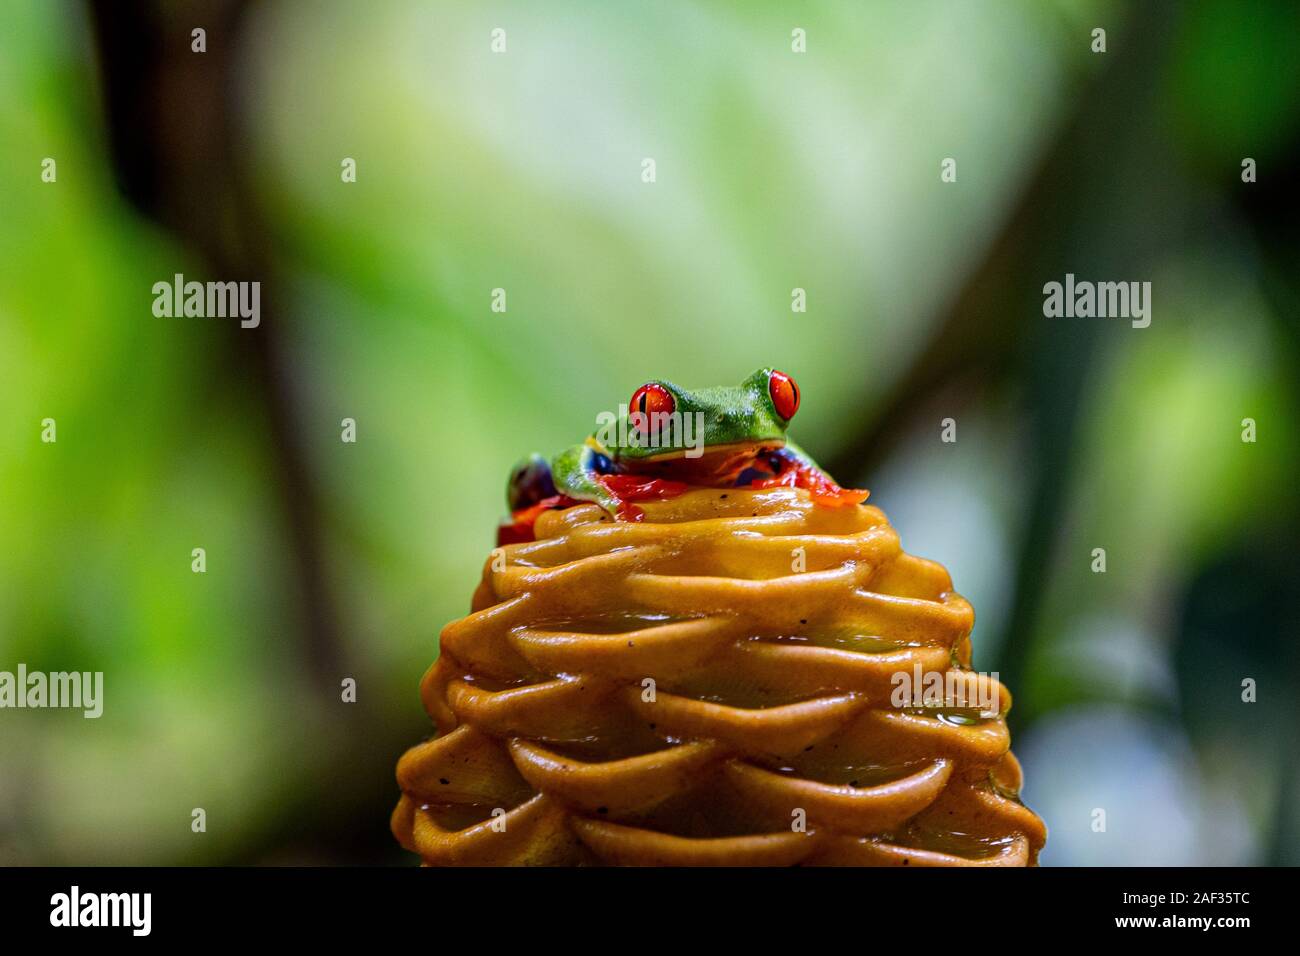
[769, 370, 800, 420]
[629, 383, 675, 432]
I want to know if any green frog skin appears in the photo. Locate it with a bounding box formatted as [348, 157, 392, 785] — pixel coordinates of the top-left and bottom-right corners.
[501, 369, 865, 544]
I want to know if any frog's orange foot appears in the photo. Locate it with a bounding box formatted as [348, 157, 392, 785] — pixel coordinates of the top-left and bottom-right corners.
[749, 459, 868, 508]
[497, 494, 581, 545]
[614, 501, 645, 522]
[599, 474, 688, 521]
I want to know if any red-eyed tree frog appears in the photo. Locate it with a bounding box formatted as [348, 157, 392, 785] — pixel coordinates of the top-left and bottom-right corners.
[500, 368, 866, 544]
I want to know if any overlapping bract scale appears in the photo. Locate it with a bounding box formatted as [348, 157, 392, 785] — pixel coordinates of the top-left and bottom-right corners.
[393, 487, 1045, 865]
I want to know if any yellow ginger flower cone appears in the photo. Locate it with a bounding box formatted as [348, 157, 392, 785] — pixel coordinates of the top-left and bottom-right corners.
[392, 486, 1046, 865]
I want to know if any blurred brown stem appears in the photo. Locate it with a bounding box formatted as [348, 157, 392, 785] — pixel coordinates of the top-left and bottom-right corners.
[85, 0, 344, 690]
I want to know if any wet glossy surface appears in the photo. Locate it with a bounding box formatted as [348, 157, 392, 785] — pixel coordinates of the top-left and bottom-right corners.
[393, 487, 1046, 865]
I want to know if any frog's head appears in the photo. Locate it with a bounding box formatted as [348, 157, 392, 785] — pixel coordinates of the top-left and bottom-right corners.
[601, 368, 801, 468]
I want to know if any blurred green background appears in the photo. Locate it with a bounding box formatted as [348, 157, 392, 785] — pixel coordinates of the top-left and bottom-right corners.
[1, 0, 1297, 865]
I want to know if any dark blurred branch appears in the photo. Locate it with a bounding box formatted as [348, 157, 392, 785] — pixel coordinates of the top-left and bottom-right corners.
[85, 0, 345, 689]
[828, 3, 1179, 731]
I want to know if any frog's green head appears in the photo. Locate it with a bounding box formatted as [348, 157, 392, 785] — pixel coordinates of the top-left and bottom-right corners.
[598, 368, 801, 462]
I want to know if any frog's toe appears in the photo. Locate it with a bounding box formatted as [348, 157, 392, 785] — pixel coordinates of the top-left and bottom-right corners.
[507, 453, 558, 511]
